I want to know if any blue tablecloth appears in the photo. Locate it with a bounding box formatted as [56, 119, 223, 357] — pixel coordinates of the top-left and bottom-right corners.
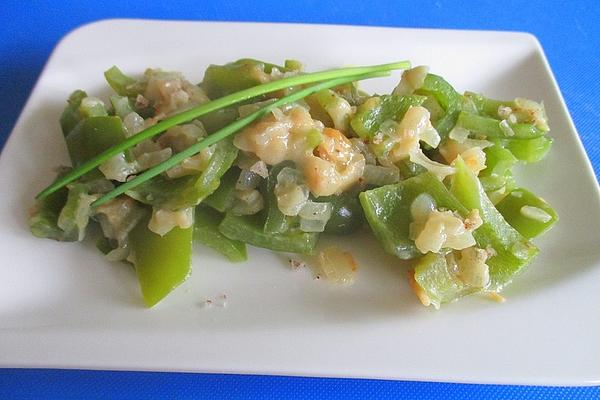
[1, 1, 598, 398]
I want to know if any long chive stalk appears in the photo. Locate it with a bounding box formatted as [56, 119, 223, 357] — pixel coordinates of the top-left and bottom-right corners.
[37, 61, 410, 200]
[91, 71, 388, 208]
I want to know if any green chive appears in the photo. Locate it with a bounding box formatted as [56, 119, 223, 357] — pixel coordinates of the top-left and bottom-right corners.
[36, 61, 410, 200]
[92, 71, 388, 208]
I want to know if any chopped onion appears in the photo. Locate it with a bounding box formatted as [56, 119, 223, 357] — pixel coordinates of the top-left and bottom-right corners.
[350, 138, 376, 165]
[499, 119, 515, 137]
[410, 193, 436, 221]
[520, 205, 552, 223]
[317, 246, 358, 285]
[449, 126, 470, 143]
[111, 96, 132, 119]
[148, 207, 194, 236]
[123, 112, 145, 137]
[277, 166, 303, 186]
[514, 97, 549, 131]
[249, 160, 269, 178]
[362, 165, 400, 186]
[236, 169, 262, 190]
[497, 105, 513, 119]
[137, 148, 172, 170]
[231, 189, 264, 215]
[299, 200, 332, 232]
[455, 247, 490, 288]
[99, 153, 138, 182]
[276, 182, 309, 216]
[409, 149, 455, 181]
[393, 65, 430, 96]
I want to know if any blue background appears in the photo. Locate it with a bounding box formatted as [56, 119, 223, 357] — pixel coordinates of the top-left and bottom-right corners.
[1, 0, 599, 398]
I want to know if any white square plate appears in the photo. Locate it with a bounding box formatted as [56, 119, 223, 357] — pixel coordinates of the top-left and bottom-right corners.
[1, 19, 599, 385]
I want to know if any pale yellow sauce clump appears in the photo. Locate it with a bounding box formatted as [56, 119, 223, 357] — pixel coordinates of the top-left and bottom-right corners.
[234, 106, 365, 196]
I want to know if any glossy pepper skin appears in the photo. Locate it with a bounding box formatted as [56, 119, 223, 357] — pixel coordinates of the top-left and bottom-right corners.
[194, 206, 247, 262]
[450, 157, 538, 290]
[219, 213, 319, 254]
[412, 252, 477, 309]
[129, 215, 194, 307]
[203, 167, 239, 213]
[359, 172, 469, 260]
[60, 90, 87, 135]
[65, 116, 127, 167]
[350, 94, 426, 139]
[127, 137, 238, 210]
[455, 112, 544, 139]
[415, 74, 462, 137]
[201, 58, 298, 99]
[495, 188, 558, 239]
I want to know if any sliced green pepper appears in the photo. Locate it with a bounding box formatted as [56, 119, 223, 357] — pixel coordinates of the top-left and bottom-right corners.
[451, 157, 538, 290]
[350, 94, 426, 139]
[29, 184, 70, 241]
[129, 215, 194, 307]
[195, 206, 247, 262]
[495, 188, 558, 239]
[456, 112, 544, 139]
[359, 173, 469, 260]
[501, 136, 553, 163]
[201, 59, 274, 99]
[104, 66, 138, 97]
[60, 90, 87, 136]
[463, 91, 513, 117]
[127, 137, 238, 210]
[219, 213, 318, 254]
[415, 74, 462, 137]
[65, 116, 127, 167]
[413, 252, 476, 309]
[203, 167, 239, 212]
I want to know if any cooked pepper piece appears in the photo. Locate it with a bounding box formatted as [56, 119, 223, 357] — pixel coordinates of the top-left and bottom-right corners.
[104, 66, 138, 97]
[455, 112, 544, 139]
[203, 167, 239, 212]
[501, 136, 553, 163]
[195, 206, 247, 262]
[219, 213, 318, 254]
[350, 94, 426, 139]
[29, 185, 70, 241]
[127, 137, 238, 210]
[201, 59, 276, 99]
[495, 188, 558, 239]
[415, 74, 462, 137]
[463, 91, 514, 117]
[60, 90, 87, 136]
[450, 157, 538, 290]
[129, 215, 194, 307]
[412, 253, 475, 309]
[65, 116, 127, 167]
[359, 172, 469, 260]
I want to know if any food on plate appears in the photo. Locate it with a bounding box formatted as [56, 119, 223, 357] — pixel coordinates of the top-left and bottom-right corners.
[29, 59, 557, 308]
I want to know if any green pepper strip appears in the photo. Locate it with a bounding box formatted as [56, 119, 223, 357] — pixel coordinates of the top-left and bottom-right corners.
[91, 72, 391, 208]
[495, 188, 558, 239]
[219, 213, 318, 255]
[37, 61, 410, 200]
[195, 206, 247, 262]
